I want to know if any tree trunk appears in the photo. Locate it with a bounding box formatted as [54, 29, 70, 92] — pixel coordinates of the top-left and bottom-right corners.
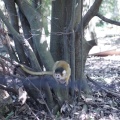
[3, 0, 28, 64]
[0, 9, 42, 71]
[18, 9, 33, 47]
[75, 0, 103, 93]
[50, 0, 72, 61]
[16, 0, 54, 70]
[18, 9, 43, 69]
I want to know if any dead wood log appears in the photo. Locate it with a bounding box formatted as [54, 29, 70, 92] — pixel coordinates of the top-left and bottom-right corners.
[89, 49, 120, 57]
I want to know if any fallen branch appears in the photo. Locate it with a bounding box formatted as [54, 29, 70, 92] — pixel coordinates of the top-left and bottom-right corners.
[89, 49, 120, 57]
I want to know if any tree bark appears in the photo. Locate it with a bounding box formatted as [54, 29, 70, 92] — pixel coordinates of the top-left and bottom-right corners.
[0, 33, 18, 62]
[50, 0, 72, 61]
[0, 9, 41, 71]
[76, 0, 103, 31]
[16, 0, 54, 70]
[3, 0, 28, 64]
[18, 9, 43, 68]
[18, 9, 33, 47]
[75, 0, 102, 93]
[50, 0, 64, 61]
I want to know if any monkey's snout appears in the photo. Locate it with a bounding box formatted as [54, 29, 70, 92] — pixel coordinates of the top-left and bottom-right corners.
[56, 77, 60, 80]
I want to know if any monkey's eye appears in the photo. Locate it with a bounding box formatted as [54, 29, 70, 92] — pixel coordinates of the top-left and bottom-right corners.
[57, 74, 60, 77]
[55, 74, 61, 79]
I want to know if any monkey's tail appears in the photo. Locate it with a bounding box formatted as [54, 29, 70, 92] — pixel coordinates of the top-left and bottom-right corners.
[19, 64, 53, 76]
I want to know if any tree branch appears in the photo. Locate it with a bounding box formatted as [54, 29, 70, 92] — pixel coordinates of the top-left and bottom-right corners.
[76, 0, 103, 32]
[16, 0, 54, 70]
[96, 13, 120, 26]
[87, 39, 97, 47]
[0, 9, 41, 71]
[3, 0, 28, 64]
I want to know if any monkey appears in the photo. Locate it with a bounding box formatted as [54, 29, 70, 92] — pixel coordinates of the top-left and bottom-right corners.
[52, 61, 71, 85]
[14, 60, 71, 85]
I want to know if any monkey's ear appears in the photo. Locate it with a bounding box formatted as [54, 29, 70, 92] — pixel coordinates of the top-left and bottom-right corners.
[62, 70, 66, 75]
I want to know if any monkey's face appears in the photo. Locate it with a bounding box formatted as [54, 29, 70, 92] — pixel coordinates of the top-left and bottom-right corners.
[54, 70, 67, 84]
[54, 73, 62, 80]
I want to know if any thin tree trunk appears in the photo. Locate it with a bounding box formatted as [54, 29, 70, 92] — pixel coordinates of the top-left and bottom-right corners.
[75, 0, 103, 93]
[0, 9, 41, 71]
[19, 9, 43, 69]
[18, 9, 33, 47]
[50, 0, 72, 61]
[16, 0, 54, 70]
[3, 0, 28, 64]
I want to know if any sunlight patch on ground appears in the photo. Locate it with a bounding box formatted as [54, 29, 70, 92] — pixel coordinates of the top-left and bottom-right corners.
[85, 55, 120, 85]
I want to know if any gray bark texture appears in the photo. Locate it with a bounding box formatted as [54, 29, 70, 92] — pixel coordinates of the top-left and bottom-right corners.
[3, 0, 28, 64]
[16, 0, 54, 70]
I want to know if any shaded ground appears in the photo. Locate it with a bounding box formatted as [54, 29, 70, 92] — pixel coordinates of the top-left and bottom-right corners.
[87, 32, 120, 89]
[86, 56, 120, 86]
[1, 34, 120, 119]
[9, 43, 120, 119]
[80, 35, 120, 120]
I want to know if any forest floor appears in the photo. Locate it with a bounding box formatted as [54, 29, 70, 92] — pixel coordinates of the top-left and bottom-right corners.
[82, 55, 120, 120]
[1, 31, 120, 120]
[79, 35, 120, 120]
[57, 34, 120, 119]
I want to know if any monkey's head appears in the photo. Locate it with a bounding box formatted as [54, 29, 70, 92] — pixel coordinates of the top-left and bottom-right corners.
[53, 60, 71, 85]
[53, 67, 67, 84]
